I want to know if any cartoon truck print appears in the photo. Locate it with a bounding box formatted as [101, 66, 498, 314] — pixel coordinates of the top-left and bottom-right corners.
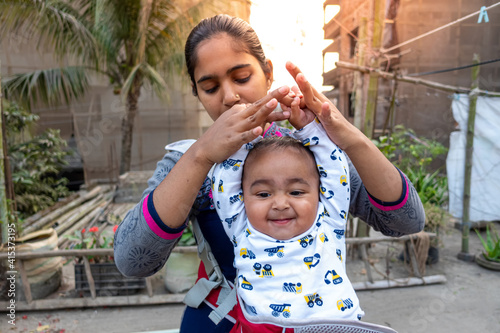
[282, 282, 302, 294]
[221, 159, 242, 171]
[218, 179, 224, 192]
[334, 229, 344, 240]
[238, 275, 253, 290]
[264, 246, 284, 258]
[240, 248, 256, 259]
[320, 232, 329, 243]
[253, 263, 274, 278]
[317, 165, 327, 178]
[337, 298, 354, 311]
[340, 174, 348, 186]
[298, 234, 314, 248]
[320, 186, 334, 199]
[224, 214, 238, 229]
[324, 269, 343, 285]
[269, 303, 291, 318]
[336, 249, 342, 262]
[303, 136, 319, 146]
[303, 253, 321, 269]
[304, 293, 323, 308]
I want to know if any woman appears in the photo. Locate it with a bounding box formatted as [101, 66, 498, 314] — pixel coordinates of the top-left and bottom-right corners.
[114, 14, 424, 333]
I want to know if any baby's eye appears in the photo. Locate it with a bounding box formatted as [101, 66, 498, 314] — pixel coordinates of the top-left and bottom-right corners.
[257, 192, 270, 198]
[290, 191, 304, 196]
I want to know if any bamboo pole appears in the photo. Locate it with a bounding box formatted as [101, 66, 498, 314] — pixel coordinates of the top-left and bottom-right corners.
[458, 54, 480, 261]
[335, 61, 500, 97]
[363, 0, 386, 139]
[353, 17, 368, 130]
[0, 58, 9, 244]
[22, 186, 103, 235]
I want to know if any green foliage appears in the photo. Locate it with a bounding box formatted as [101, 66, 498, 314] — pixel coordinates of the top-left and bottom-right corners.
[373, 124, 448, 206]
[64, 226, 116, 263]
[4, 101, 71, 219]
[178, 223, 196, 247]
[475, 224, 500, 262]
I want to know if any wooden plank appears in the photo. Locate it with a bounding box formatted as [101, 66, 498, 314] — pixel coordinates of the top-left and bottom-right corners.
[0, 293, 187, 311]
[145, 276, 154, 297]
[17, 260, 32, 304]
[82, 257, 97, 299]
[0, 245, 198, 260]
[352, 275, 447, 291]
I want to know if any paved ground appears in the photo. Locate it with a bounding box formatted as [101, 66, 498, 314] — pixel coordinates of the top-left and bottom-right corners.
[2, 224, 499, 333]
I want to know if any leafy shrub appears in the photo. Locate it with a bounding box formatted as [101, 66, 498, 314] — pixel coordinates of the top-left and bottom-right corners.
[4, 101, 71, 219]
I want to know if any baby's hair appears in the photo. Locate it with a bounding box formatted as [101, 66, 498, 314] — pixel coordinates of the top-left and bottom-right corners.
[185, 14, 271, 96]
[243, 136, 318, 179]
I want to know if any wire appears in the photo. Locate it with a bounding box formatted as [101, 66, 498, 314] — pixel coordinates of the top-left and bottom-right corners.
[383, 2, 500, 53]
[407, 58, 500, 77]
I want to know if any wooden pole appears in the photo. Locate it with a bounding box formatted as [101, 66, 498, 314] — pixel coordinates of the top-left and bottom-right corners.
[353, 17, 368, 130]
[0, 59, 9, 244]
[335, 61, 500, 97]
[458, 54, 480, 261]
[363, 0, 386, 139]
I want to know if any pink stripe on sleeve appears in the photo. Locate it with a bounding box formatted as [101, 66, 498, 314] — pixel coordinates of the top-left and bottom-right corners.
[142, 194, 183, 240]
[368, 176, 409, 212]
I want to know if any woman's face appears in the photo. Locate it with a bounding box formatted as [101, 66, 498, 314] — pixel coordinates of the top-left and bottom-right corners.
[193, 34, 273, 121]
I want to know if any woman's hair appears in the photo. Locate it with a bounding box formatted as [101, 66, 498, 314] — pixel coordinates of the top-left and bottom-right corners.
[185, 14, 271, 96]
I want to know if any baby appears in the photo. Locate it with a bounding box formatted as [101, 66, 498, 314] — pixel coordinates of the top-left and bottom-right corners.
[212, 120, 363, 329]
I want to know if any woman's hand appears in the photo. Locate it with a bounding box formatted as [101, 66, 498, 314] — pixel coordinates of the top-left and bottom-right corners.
[193, 86, 291, 165]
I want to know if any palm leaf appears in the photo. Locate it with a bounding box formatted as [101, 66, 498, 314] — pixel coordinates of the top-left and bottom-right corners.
[2, 67, 90, 110]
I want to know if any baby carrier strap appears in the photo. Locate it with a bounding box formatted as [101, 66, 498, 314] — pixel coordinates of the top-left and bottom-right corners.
[166, 140, 237, 324]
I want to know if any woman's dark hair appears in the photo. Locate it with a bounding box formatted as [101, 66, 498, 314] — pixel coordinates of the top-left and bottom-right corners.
[185, 14, 271, 96]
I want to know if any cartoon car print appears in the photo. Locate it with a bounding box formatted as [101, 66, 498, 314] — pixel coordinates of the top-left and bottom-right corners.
[339, 210, 347, 220]
[317, 165, 327, 177]
[221, 159, 242, 171]
[336, 249, 342, 262]
[340, 174, 348, 186]
[238, 275, 253, 290]
[253, 263, 274, 278]
[240, 248, 256, 259]
[304, 253, 321, 269]
[304, 293, 323, 308]
[264, 246, 284, 258]
[337, 298, 354, 311]
[320, 233, 329, 243]
[269, 303, 291, 318]
[218, 179, 224, 192]
[303, 136, 319, 146]
[320, 186, 334, 199]
[298, 234, 314, 248]
[282, 282, 302, 294]
[224, 214, 238, 229]
[324, 269, 343, 285]
[334, 229, 344, 240]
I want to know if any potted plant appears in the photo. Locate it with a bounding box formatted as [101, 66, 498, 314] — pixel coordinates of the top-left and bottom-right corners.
[475, 224, 500, 271]
[65, 225, 146, 296]
[163, 222, 200, 294]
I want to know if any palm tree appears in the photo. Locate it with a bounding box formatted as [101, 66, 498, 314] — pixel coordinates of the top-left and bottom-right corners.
[0, 0, 223, 174]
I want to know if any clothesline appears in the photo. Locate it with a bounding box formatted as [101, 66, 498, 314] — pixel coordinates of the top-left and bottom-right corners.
[382, 2, 500, 53]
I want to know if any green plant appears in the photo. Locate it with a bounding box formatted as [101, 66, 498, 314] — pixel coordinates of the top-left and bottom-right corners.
[475, 224, 500, 262]
[178, 223, 196, 246]
[374, 125, 449, 206]
[64, 225, 118, 263]
[4, 101, 71, 220]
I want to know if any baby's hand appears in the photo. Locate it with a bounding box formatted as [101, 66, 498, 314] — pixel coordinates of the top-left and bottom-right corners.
[279, 86, 316, 130]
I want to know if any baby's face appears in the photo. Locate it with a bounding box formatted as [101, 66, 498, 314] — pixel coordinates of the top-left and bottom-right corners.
[242, 147, 319, 240]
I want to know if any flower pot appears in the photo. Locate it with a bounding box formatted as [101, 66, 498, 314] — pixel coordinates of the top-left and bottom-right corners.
[164, 251, 200, 294]
[74, 262, 146, 296]
[475, 253, 500, 271]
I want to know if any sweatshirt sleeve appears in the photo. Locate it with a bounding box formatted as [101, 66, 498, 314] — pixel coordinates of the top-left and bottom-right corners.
[114, 150, 188, 278]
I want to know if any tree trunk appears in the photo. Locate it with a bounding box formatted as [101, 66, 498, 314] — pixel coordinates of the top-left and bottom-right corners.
[119, 80, 142, 175]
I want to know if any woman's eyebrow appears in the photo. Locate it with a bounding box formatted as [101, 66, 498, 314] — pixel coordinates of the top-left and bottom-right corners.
[196, 64, 251, 84]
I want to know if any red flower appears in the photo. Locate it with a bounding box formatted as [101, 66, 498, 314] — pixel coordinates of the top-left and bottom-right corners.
[81, 228, 86, 234]
[89, 226, 99, 233]
[113, 225, 118, 233]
